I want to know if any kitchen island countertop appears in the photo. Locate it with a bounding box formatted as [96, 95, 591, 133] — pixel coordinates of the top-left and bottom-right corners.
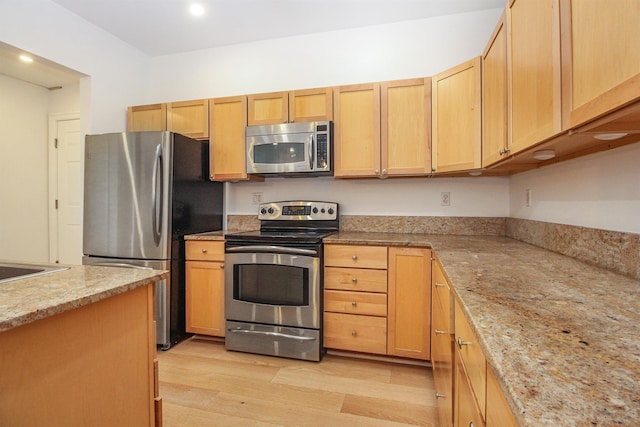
[325, 231, 640, 426]
[0, 263, 168, 332]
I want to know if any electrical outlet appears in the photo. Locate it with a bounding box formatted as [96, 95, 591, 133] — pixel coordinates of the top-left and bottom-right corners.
[252, 192, 263, 205]
[441, 192, 450, 206]
[526, 189, 532, 207]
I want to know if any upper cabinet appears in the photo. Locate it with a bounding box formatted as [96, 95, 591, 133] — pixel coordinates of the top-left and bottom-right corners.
[247, 87, 333, 126]
[127, 99, 209, 139]
[209, 96, 258, 182]
[507, 0, 562, 154]
[334, 79, 431, 178]
[482, 12, 509, 167]
[561, 0, 640, 129]
[432, 58, 482, 173]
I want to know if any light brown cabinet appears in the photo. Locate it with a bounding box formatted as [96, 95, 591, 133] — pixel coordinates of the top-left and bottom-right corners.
[334, 79, 431, 178]
[432, 57, 482, 173]
[486, 366, 519, 427]
[507, 0, 562, 154]
[247, 87, 333, 126]
[432, 259, 454, 427]
[387, 247, 431, 360]
[482, 12, 509, 167]
[127, 99, 209, 139]
[561, 0, 640, 129]
[209, 96, 254, 182]
[323, 244, 388, 355]
[185, 240, 225, 337]
[455, 351, 486, 427]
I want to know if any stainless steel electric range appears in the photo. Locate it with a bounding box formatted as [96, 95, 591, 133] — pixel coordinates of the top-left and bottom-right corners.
[224, 200, 339, 361]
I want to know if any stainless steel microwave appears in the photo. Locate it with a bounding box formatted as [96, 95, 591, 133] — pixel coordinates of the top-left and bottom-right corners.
[246, 121, 332, 176]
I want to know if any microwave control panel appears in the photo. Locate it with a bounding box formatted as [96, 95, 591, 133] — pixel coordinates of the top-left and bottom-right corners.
[315, 122, 331, 171]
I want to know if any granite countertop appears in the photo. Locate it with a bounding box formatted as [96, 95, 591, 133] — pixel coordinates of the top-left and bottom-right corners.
[185, 230, 226, 240]
[325, 232, 640, 426]
[0, 263, 168, 332]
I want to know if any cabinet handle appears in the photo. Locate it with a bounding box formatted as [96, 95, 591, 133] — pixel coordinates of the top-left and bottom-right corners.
[435, 392, 446, 399]
[499, 148, 504, 155]
[457, 337, 473, 349]
[351, 277, 358, 283]
[201, 248, 208, 253]
[352, 255, 358, 261]
[434, 282, 445, 288]
[469, 423, 475, 427]
[504, 147, 510, 153]
[282, 119, 287, 123]
[220, 264, 224, 269]
[351, 331, 357, 337]
[382, 169, 387, 175]
[435, 329, 447, 335]
[375, 169, 379, 175]
[351, 301, 357, 307]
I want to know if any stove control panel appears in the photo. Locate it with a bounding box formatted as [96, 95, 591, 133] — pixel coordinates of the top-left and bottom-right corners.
[258, 201, 338, 221]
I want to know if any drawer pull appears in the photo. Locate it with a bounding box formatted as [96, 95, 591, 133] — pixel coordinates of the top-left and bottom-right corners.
[351, 330, 357, 337]
[457, 337, 473, 349]
[220, 264, 224, 269]
[435, 392, 446, 399]
[434, 282, 445, 288]
[351, 301, 357, 307]
[351, 277, 358, 283]
[201, 248, 208, 253]
[352, 255, 358, 261]
[469, 423, 475, 427]
[435, 329, 447, 335]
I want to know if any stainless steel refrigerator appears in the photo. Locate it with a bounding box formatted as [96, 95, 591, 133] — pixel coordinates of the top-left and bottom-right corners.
[82, 131, 223, 349]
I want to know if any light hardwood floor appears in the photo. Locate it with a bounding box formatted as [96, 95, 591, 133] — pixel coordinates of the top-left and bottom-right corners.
[157, 337, 440, 426]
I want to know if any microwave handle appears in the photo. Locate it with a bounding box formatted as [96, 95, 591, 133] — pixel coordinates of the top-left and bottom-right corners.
[309, 134, 314, 170]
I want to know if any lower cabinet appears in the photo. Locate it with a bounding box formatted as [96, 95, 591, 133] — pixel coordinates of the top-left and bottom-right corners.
[185, 240, 225, 337]
[432, 258, 454, 427]
[455, 351, 485, 427]
[323, 244, 432, 360]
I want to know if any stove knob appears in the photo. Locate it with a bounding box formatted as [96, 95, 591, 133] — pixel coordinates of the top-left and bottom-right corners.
[312, 207, 319, 214]
[321, 208, 326, 213]
[260, 208, 267, 215]
[268, 207, 275, 214]
[328, 208, 334, 215]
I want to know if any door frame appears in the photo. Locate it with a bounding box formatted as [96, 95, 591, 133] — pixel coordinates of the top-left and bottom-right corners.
[48, 112, 81, 263]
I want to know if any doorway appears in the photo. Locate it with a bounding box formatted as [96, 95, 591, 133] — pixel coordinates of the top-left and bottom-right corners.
[48, 113, 82, 265]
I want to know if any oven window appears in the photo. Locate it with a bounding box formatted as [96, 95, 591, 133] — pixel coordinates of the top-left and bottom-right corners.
[254, 142, 305, 164]
[234, 264, 309, 306]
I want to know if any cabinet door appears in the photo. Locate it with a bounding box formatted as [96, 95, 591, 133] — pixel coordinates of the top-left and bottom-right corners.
[167, 99, 209, 139]
[455, 353, 485, 427]
[482, 12, 509, 167]
[333, 84, 381, 177]
[185, 260, 225, 337]
[210, 96, 252, 181]
[486, 366, 519, 427]
[562, 0, 640, 128]
[432, 300, 454, 427]
[508, 0, 562, 154]
[127, 104, 167, 132]
[247, 91, 289, 125]
[387, 247, 431, 360]
[381, 78, 431, 177]
[290, 87, 333, 122]
[432, 57, 482, 173]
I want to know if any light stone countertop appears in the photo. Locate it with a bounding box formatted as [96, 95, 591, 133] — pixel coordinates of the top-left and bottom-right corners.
[326, 232, 640, 426]
[184, 230, 226, 240]
[0, 263, 168, 332]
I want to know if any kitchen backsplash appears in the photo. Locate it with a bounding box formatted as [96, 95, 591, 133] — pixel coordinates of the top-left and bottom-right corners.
[507, 218, 640, 281]
[225, 214, 640, 281]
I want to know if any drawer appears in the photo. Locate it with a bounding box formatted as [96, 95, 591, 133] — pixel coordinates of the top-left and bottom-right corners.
[324, 290, 387, 317]
[324, 267, 387, 293]
[324, 312, 387, 355]
[432, 261, 451, 332]
[324, 244, 388, 269]
[454, 299, 487, 418]
[186, 240, 225, 261]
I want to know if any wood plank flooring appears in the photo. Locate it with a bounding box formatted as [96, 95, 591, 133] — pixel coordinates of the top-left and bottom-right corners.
[157, 337, 439, 426]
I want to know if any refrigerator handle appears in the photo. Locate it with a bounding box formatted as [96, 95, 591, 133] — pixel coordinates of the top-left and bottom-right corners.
[152, 144, 164, 246]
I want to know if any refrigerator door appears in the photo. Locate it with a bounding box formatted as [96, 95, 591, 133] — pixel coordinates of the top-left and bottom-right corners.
[83, 132, 172, 260]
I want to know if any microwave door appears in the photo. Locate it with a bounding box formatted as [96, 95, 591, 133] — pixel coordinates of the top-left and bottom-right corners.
[248, 134, 312, 173]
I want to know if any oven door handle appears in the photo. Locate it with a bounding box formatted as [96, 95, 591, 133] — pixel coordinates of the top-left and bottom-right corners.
[228, 328, 317, 341]
[225, 245, 318, 256]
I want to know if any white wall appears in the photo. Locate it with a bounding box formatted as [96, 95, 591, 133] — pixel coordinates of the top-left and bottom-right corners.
[509, 143, 640, 233]
[0, 75, 50, 262]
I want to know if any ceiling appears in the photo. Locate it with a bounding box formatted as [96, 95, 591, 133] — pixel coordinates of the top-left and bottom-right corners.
[1, 0, 504, 88]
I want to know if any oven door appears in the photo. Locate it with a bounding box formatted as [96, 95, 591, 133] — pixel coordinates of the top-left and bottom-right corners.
[225, 249, 320, 329]
[246, 133, 314, 174]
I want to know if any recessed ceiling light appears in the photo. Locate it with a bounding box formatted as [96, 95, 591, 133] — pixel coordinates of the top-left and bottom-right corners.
[532, 149, 556, 160]
[593, 132, 628, 141]
[190, 4, 205, 16]
[19, 54, 33, 63]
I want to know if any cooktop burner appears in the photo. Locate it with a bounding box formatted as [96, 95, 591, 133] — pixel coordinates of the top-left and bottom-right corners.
[225, 229, 337, 244]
